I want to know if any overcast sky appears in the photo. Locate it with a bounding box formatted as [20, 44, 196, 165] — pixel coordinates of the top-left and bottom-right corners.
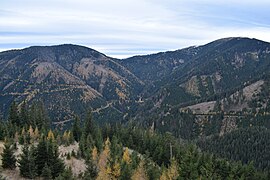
[0, 0, 270, 58]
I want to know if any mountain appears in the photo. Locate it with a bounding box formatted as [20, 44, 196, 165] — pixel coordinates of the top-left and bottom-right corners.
[1, 37, 270, 172]
[1, 37, 270, 127]
[0, 44, 143, 124]
[129, 37, 270, 121]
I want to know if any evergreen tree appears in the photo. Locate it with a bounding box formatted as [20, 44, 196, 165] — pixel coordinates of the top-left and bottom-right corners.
[8, 101, 20, 126]
[84, 109, 95, 136]
[72, 116, 81, 142]
[35, 137, 64, 178]
[1, 142, 16, 169]
[55, 167, 74, 180]
[19, 101, 29, 125]
[84, 156, 98, 180]
[18, 145, 37, 178]
[50, 142, 65, 178]
[35, 137, 48, 175]
[29, 101, 50, 129]
[41, 163, 53, 180]
[94, 127, 103, 153]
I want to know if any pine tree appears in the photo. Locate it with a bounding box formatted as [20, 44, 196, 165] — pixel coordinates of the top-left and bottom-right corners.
[84, 156, 98, 179]
[29, 101, 50, 129]
[8, 101, 20, 126]
[18, 145, 37, 178]
[84, 109, 95, 136]
[35, 137, 64, 178]
[19, 100, 29, 125]
[1, 142, 16, 169]
[56, 167, 74, 180]
[41, 163, 53, 180]
[72, 116, 81, 142]
[94, 127, 103, 153]
[50, 143, 65, 178]
[35, 137, 48, 175]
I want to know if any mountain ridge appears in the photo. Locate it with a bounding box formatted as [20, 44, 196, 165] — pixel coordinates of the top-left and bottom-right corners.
[1, 37, 270, 126]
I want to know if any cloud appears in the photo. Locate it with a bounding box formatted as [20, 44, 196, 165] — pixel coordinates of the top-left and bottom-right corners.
[0, 0, 270, 58]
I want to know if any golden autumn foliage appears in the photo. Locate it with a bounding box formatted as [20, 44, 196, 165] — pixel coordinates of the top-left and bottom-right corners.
[160, 170, 168, 180]
[62, 130, 70, 143]
[131, 161, 148, 180]
[167, 159, 179, 179]
[160, 159, 179, 180]
[47, 129, 55, 141]
[34, 127, 39, 140]
[107, 162, 121, 179]
[97, 138, 111, 180]
[28, 125, 34, 138]
[92, 146, 98, 162]
[122, 147, 131, 164]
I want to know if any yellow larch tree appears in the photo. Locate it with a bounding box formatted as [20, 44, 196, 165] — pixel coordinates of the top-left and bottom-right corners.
[47, 129, 55, 141]
[28, 125, 34, 138]
[131, 161, 148, 180]
[92, 146, 98, 162]
[111, 162, 121, 179]
[122, 147, 131, 164]
[96, 138, 111, 180]
[160, 159, 179, 180]
[167, 159, 179, 179]
[34, 127, 39, 141]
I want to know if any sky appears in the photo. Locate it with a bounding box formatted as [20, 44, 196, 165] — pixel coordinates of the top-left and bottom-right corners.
[0, 0, 270, 58]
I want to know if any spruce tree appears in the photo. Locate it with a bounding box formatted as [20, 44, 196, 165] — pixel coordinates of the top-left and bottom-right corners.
[19, 101, 29, 126]
[18, 145, 37, 179]
[72, 116, 81, 142]
[35, 138, 64, 178]
[8, 101, 20, 126]
[55, 167, 74, 180]
[84, 156, 98, 179]
[50, 142, 65, 178]
[35, 137, 48, 175]
[29, 101, 50, 129]
[1, 142, 16, 169]
[41, 163, 53, 180]
[84, 109, 95, 136]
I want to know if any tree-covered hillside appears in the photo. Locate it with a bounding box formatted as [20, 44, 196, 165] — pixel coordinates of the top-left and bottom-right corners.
[0, 103, 268, 179]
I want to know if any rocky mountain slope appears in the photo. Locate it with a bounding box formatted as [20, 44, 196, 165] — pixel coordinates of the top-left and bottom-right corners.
[1, 37, 270, 127]
[0, 44, 143, 123]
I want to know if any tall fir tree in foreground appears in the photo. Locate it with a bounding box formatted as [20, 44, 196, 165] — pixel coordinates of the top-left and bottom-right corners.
[18, 145, 37, 178]
[1, 142, 16, 169]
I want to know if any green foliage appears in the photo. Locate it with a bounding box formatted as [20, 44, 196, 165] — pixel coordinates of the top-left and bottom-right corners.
[198, 127, 270, 171]
[18, 145, 37, 178]
[84, 109, 95, 137]
[55, 167, 75, 180]
[105, 125, 268, 179]
[72, 116, 81, 142]
[29, 101, 50, 130]
[34, 137, 65, 178]
[8, 101, 20, 126]
[41, 163, 53, 180]
[1, 142, 16, 170]
[84, 156, 98, 180]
